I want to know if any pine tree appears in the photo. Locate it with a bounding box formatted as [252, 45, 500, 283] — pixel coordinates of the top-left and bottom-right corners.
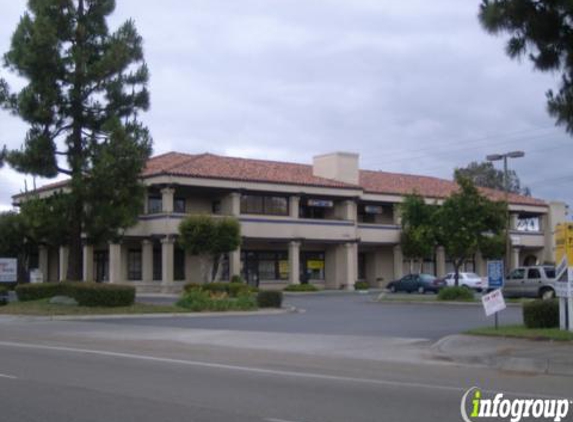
[479, 1, 573, 134]
[0, 0, 152, 280]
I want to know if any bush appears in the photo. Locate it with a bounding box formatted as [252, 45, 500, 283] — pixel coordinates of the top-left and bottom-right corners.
[183, 283, 202, 293]
[66, 283, 135, 307]
[354, 281, 369, 291]
[257, 291, 283, 308]
[0, 286, 8, 306]
[523, 299, 559, 329]
[201, 282, 229, 294]
[284, 284, 319, 292]
[437, 286, 474, 301]
[15, 283, 63, 301]
[177, 289, 257, 312]
[230, 275, 244, 283]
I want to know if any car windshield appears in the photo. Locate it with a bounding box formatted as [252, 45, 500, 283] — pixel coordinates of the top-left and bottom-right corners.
[465, 273, 480, 279]
[420, 274, 436, 281]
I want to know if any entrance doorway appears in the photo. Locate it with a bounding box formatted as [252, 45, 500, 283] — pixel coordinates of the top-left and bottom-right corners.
[94, 251, 109, 282]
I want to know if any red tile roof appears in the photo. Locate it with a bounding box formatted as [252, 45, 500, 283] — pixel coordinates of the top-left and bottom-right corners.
[19, 152, 546, 207]
[142, 152, 358, 189]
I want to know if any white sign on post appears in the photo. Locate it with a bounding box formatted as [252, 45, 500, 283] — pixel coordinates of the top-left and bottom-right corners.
[0, 258, 17, 283]
[481, 289, 506, 317]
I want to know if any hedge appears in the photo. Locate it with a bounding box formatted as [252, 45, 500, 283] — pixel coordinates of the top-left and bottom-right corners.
[15, 282, 135, 307]
[184, 282, 255, 297]
[523, 299, 559, 329]
[15, 283, 63, 302]
[284, 284, 318, 292]
[68, 283, 135, 307]
[354, 281, 369, 291]
[177, 289, 257, 312]
[437, 286, 474, 301]
[257, 291, 283, 308]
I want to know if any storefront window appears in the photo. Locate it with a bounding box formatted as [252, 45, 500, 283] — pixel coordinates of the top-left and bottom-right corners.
[174, 247, 185, 281]
[153, 247, 162, 281]
[174, 198, 186, 213]
[241, 195, 288, 215]
[302, 252, 325, 280]
[241, 251, 288, 281]
[128, 249, 142, 280]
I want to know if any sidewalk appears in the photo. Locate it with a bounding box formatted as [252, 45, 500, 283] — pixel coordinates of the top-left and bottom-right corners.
[433, 334, 573, 377]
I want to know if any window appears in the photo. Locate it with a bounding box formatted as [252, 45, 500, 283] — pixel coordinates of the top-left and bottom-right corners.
[174, 198, 186, 213]
[358, 204, 384, 223]
[241, 251, 288, 281]
[358, 253, 367, 280]
[302, 252, 325, 280]
[128, 249, 142, 280]
[508, 268, 525, 280]
[527, 268, 541, 279]
[240, 194, 288, 215]
[516, 216, 540, 232]
[153, 247, 162, 281]
[212, 200, 222, 214]
[544, 267, 556, 278]
[174, 247, 185, 280]
[148, 196, 162, 214]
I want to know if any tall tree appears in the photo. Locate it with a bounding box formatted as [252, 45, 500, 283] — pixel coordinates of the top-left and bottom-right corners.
[454, 161, 530, 196]
[479, 1, 573, 133]
[434, 176, 506, 286]
[0, 0, 152, 280]
[399, 193, 437, 273]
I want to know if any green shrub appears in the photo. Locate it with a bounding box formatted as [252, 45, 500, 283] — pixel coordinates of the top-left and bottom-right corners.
[354, 281, 369, 291]
[183, 282, 202, 293]
[437, 286, 474, 301]
[284, 284, 319, 292]
[523, 299, 559, 329]
[0, 286, 8, 306]
[201, 282, 229, 294]
[257, 291, 283, 308]
[227, 282, 250, 298]
[15, 283, 63, 301]
[66, 283, 135, 307]
[177, 289, 257, 312]
[230, 275, 244, 283]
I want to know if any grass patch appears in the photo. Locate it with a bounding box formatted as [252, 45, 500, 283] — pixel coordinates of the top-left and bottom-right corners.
[466, 324, 573, 342]
[0, 298, 193, 316]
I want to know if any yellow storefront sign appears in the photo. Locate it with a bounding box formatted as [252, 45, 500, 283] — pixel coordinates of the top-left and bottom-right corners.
[307, 260, 324, 270]
[279, 260, 289, 277]
[555, 223, 573, 265]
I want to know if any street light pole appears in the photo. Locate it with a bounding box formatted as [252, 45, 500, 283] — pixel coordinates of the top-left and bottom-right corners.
[486, 151, 525, 330]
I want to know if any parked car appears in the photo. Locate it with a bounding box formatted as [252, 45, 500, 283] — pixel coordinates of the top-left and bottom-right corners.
[386, 273, 446, 294]
[440, 272, 485, 292]
[504, 266, 556, 299]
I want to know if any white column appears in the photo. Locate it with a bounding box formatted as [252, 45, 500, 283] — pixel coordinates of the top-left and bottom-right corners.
[82, 245, 94, 282]
[161, 237, 174, 285]
[38, 245, 49, 282]
[436, 246, 446, 278]
[289, 196, 300, 218]
[510, 213, 519, 231]
[341, 200, 357, 221]
[229, 246, 241, 278]
[288, 241, 300, 285]
[108, 243, 122, 283]
[161, 187, 175, 213]
[511, 247, 520, 270]
[142, 239, 153, 283]
[343, 242, 357, 290]
[58, 246, 69, 282]
[393, 204, 402, 226]
[393, 244, 403, 280]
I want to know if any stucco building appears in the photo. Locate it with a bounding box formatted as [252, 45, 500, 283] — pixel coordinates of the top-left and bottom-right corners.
[15, 151, 567, 292]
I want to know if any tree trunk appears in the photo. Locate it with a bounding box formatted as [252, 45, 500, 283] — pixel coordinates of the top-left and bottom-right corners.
[212, 254, 224, 283]
[453, 260, 463, 287]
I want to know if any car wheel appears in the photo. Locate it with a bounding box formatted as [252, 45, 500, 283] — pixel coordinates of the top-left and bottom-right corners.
[540, 288, 555, 300]
[417, 286, 425, 294]
[389, 284, 397, 293]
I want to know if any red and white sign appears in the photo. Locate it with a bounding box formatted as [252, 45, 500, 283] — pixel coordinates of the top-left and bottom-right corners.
[481, 289, 506, 317]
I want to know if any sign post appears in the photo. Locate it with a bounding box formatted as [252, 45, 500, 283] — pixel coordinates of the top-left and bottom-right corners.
[487, 260, 505, 329]
[481, 289, 507, 329]
[554, 223, 573, 332]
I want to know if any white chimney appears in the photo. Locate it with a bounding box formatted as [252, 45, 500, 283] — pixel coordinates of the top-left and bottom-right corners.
[313, 152, 359, 185]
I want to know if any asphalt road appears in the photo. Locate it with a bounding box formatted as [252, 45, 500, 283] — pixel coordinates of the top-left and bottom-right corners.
[129, 292, 522, 340]
[0, 338, 571, 422]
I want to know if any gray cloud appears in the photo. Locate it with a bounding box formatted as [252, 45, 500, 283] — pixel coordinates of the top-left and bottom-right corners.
[1, 0, 571, 211]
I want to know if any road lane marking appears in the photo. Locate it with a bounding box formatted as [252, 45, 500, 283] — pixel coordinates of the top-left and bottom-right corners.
[266, 418, 304, 422]
[0, 340, 563, 400]
[0, 373, 17, 379]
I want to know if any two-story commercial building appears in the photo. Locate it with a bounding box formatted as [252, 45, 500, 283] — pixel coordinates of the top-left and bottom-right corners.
[15, 151, 567, 292]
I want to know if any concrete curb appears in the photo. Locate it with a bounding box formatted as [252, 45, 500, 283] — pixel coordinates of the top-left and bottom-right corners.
[0, 306, 298, 322]
[432, 334, 573, 377]
[375, 299, 522, 307]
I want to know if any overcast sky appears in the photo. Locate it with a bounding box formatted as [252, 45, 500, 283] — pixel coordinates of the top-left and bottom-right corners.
[1, 0, 572, 212]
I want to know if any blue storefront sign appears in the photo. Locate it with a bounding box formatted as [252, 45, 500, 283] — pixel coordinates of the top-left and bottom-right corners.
[487, 260, 504, 290]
